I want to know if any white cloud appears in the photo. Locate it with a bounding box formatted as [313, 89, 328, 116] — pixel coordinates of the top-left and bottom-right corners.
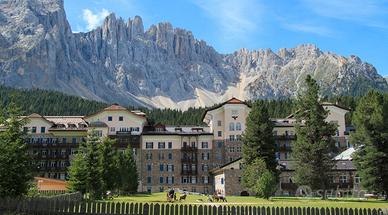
[301, 0, 388, 28]
[284, 23, 335, 37]
[82, 8, 111, 31]
[192, 0, 263, 39]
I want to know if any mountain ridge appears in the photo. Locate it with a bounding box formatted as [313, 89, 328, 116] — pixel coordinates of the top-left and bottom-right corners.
[0, 0, 387, 109]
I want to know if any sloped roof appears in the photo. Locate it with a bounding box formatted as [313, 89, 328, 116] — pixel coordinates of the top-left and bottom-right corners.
[334, 147, 356, 160]
[202, 97, 250, 121]
[84, 104, 146, 119]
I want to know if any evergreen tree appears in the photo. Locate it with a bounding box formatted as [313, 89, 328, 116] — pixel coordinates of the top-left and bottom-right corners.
[351, 90, 388, 200]
[67, 147, 88, 194]
[293, 75, 337, 199]
[241, 158, 277, 199]
[99, 137, 119, 193]
[0, 101, 32, 197]
[118, 145, 139, 194]
[67, 130, 104, 199]
[242, 101, 277, 171]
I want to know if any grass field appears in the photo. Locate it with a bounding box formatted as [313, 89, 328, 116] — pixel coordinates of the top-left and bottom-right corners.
[109, 193, 388, 209]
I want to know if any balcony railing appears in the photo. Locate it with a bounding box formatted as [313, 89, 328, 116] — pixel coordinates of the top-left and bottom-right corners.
[181, 170, 198, 175]
[181, 146, 197, 151]
[181, 157, 198, 163]
[274, 135, 296, 140]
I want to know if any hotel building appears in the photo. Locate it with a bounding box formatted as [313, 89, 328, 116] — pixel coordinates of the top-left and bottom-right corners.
[14, 98, 352, 195]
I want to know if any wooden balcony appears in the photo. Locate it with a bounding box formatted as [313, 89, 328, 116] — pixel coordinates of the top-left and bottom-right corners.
[181, 146, 198, 151]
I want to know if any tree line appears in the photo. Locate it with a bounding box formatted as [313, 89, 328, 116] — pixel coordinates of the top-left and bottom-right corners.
[241, 75, 388, 200]
[68, 132, 138, 200]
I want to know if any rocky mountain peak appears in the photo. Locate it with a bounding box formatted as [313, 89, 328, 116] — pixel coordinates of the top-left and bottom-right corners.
[0, 0, 387, 109]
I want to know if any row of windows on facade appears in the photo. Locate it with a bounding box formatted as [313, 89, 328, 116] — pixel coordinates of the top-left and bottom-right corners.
[26, 137, 83, 144]
[109, 127, 140, 132]
[145, 152, 211, 161]
[146, 163, 210, 172]
[145, 141, 209, 149]
[44, 172, 67, 180]
[282, 175, 361, 184]
[24, 126, 46, 133]
[32, 160, 69, 168]
[146, 176, 209, 184]
[30, 149, 75, 156]
[156, 186, 209, 193]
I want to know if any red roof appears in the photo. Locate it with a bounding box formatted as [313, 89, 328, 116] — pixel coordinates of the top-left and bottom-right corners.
[226, 97, 244, 104]
[104, 104, 127, 111]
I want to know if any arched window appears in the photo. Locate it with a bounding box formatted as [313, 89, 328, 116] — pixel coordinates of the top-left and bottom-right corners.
[236, 122, 242, 131]
[229, 122, 235, 131]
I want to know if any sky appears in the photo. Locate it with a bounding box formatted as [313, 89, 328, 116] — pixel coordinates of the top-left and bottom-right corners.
[64, 0, 388, 76]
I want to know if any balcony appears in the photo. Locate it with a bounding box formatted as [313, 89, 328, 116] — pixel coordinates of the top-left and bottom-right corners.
[181, 146, 197, 151]
[181, 169, 198, 175]
[181, 157, 198, 163]
[274, 135, 296, 140]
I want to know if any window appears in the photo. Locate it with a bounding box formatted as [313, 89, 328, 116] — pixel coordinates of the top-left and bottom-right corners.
[167, 164, 174, 172]
[110, 127, 115, 132]
[40, 127, 46, 133]
[168, 153, 173, 160]
[202, 152, 210, 160]
[31, 127, 37, 133]
[202, 164, 209, 172]
[158, 153, 164, 160]
[23, 127, 28, 133]
[217, 131, 222, 137]
[158, 142, 165, 149]
[236, 122, 241, 131]
[221, 178, 224, 184]
[229, 122, 235, 131]
[62, 138, 67, 144]
[285, 152, 288, 160]
[160, 164, 164, 171]
[201, 142, 208, 149]
[147, 177, 152, 184]
[339, 175, 348, 183]
[167, 176, 174, 184]
[236, 146, 241, 152]
[108, 116, 113, 121]
[146, 153, 152, 160]
[147, 164, 152, 171]
[229, 135, 235, 141]
[203, 176, 209, 184]
[72, 138, 77, 144]
[146, 142, 154, 149]
[355, 176, 361, 184]
[236, 135, 242, 141]
[275, 152, 280, 160]
[229, 147, 235, 152]
[168, 142, 172, 149]
[119, 116, 123, 121]
[217, 120, 222, 126]
[160, 177, 164, 184]
[191, 176, 197, 184]
[217, 141, 223, 148]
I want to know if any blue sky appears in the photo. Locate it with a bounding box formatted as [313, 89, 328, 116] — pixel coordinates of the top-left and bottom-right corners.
[64, 0, 388, 76]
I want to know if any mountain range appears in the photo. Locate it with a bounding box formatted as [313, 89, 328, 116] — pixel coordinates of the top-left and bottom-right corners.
[0, 0, 387, 109]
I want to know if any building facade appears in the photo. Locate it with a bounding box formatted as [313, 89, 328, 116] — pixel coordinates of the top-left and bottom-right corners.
[17, 98, 352, 195]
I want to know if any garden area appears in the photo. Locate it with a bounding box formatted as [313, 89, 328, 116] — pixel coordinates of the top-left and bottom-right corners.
[109, 192, 388, 208]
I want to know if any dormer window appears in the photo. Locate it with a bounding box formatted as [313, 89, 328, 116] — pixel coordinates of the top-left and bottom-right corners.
[108, 116, 113, 121]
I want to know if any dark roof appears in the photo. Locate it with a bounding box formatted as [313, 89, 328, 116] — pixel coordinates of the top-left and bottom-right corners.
[209, 157, 242, 174]
[202, 97, 251, 121]
[277, 159, 356, 171]
[88, 121, 108, 128]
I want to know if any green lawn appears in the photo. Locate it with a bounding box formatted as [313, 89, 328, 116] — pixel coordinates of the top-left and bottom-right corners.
[109, 193, 388, 209]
